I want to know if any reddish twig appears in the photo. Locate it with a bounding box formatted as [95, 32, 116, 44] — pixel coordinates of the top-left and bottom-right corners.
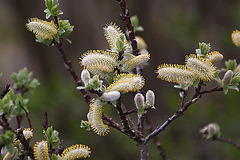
[117, 0, 138, 56]
[214, 137, 240, 150]
[18, 101, 32, 128]
[144, 86, 223, 144]
[145, 116, 168, 160]
[115, 97, 136, 139]
[43, 112, 48, 131]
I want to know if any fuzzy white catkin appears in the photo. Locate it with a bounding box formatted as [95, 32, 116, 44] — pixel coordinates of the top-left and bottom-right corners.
[146, 90, 155, 107]
[134, 93, 145, 110]
[81, 69, 91, 86]
[101, 91, 121, 101]
[222, 70, 234, 86]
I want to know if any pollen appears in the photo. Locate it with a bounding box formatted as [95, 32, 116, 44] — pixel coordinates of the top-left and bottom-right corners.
[186, 54, 216, 81]
[232, 30, 240, 47]
[80, 50, 118, 78]
[61, 144, 91, 160]
[156, 64, 196, 85]
[26, 18, 57, 39]
[106, 73, 145, 92]
[206, 51, 223, 63]
[123, 52, 150, 71]
[88, 99, 109, 136]
[33, 140, 50, 160]
[103, 23, 132, 54]
[13, 128, 34, 146]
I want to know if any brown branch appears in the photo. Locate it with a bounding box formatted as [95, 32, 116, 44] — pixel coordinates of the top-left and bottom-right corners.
[144, 86, 223, 144]
[16, 128, 34, 159]
[0, 84, 10, 99]
[117, 0, 138, 56]
[19, 101, 32, 128]
[0, 114, 16, 133]
[43, 112, 48, 131]
[145, 116, 168, 160]
[214, 137, 240, 150]
[115, 97, 136, 139]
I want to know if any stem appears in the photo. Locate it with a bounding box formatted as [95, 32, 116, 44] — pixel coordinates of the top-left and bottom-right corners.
[139, 143, 149, 160]
[117, 0, 139, 56]
[145, 116, 168, 160]
[214, 137, 240, 150]
[144, 86, 223, 144]
[0, 84, 10, 99]
[16, 129, 34, 159]
[115, 97, 136, 138]
[0, 114, 15, 133]
[19, 101, 32, 128]
[43, 112, 48, 131]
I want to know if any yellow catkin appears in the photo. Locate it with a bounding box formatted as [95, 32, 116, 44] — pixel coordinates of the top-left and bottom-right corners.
[232, 30, 240, 47]
[26, 18, 57, 39]
[13, 128, 33, 146]
[123, 53, 150, 71]
[103, 23, 132, 54]
[156, 64, 196, 85]
[206, 51, 223, 63]
[80, 50, 118, 78]
[61, 144, 91, 160]
[88, 99, 109, 136]
[186, 54, 216, 81]
[107, 73, 145, 92]
[33, 140, 50, 160]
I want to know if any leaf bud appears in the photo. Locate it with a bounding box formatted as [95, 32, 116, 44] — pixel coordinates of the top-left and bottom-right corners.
[101, 91, 121, 101]
[81, 69, 90, 86]
[134, 93, 145, 110]
[222, 70, 234, 86]
[200, 123, 221, 139]
[146, 90, 155, 107]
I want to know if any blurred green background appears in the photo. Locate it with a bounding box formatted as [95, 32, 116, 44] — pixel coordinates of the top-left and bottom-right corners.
[1, 0, 240, 159]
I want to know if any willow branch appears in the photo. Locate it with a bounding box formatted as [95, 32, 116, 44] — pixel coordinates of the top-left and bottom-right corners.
[214, 137, 240, 150]
[145, 116, 168, 160]
[19, 101, 32, 128]
[144, 86, 223, 144]
[115, 97, 136, 138]
[16, 129, 34, 159]
[0, 84, 10, 99]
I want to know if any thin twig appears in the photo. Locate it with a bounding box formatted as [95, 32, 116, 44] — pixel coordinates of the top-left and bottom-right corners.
[214, 137, 240, 150]
[115, 97, 136, 138]
[16, 128, 34, 159]
[145, 116, 168, 160]
[0, 84, 10, 99]
[0, 114, 16, 133]
[117, 0, 138, 56]
[19, 101, 32, 128]
[144, 86, 223, 144]
[43, 112, 48, 131]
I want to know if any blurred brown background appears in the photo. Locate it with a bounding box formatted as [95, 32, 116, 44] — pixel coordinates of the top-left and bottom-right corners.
[1, 0, 240, 159]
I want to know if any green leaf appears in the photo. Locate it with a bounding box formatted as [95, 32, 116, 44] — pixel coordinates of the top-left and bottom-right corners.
[106, 74, 116, 85]
[225, 59, 237, 71]
[6, 144, 14, 154]
[36, 35, 53, 46]
[45, 0, 52, 9]
[44, 127, 60, 149]
[52, 154, 61, 160]
[80, 120, 91, 131]
[198, 42, 211, 57]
